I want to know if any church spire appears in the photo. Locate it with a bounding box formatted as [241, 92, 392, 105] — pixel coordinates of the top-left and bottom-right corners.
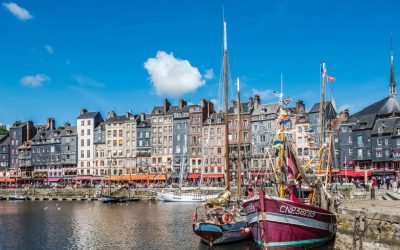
[390, 35, 397, 98]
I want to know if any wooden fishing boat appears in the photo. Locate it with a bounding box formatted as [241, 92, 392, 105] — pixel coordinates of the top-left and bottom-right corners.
[102, 195, 126, 203]
[193, 204, 251, 246]
[242, 190, 336, 248]
[192, 19, 250, 246]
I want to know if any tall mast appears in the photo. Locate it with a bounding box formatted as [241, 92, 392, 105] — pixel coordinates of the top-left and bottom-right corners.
[223, 20, 230, 191]
[278, 74, 285, 198]
[236, 77, 242, 198]
[320, 62, 326, 146]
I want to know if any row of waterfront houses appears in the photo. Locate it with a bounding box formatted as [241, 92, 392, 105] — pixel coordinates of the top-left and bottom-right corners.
[0, 50, 399, 183]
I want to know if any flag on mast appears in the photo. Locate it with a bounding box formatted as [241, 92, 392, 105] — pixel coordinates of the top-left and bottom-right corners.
[327, 76, 336, 82]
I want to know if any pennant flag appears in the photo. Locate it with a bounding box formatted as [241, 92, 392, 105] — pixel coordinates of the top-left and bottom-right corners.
[327, 76, 336, 82]
[273, 140, 284, 145]
[279, 116, 291, 125]
[280, 108, 287, 116]
[283, 97, 292, 105]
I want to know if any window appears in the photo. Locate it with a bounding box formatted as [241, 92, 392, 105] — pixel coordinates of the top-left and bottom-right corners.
[357, 149, 362, 157]
[176, 146, 181, 154]
[87, 150, 90, 158]
[297, 126, 302, 133]
[341, 127, 347, 132]
[81, 130, 84, 136]
[217, 128, 222, 135]
[385, 138, 389, 145]
[177, 123, 181, 129]
[376, 149, 382, 157]
[377, 138, 382, 146]
[87, 120, 91, 126]
[177, 134, 181, 142]
[298, 148, 303, 155]
[81, 121, 84, 126]
[81, 139, 84, 147]
[349, 136, 352, 143]
[87, 129, 90, 136]
[87, 139, 90, 146]
[81, 150, 84, 158]
[349, 148, 353, 155]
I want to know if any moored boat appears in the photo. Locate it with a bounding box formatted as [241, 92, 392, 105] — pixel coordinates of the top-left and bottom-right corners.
[193, 203, 251, 246]
[158, 190, 218, 202]
[102, 195, 126, 203]
[9, 194, 27, 201]
[242, 190, 336, 248]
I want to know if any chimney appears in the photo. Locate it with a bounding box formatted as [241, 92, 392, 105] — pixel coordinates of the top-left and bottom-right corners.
[26, 121, 33, 140]
[47, 118, 55, 130]
[178, 99, 187, 109]
[249, 96, 254, 108]
[107, 111, 116, 120]
[64, 122, 71, 129]
[140, 113, 145, 122]
[254, 95, 261, 108]
[296, 100, 305, 114]
[163, 99, 171, 113]
[125, 112, 132, 119]
[80, 108, 87, 115]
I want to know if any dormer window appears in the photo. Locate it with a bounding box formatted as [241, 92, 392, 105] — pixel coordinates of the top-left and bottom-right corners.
[397, 128, 400, 135]
[378, 126, 384, 133]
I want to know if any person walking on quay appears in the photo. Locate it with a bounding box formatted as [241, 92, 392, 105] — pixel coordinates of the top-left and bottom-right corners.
[377, 177, 381, 189]
[385, 176, 391, 189]
[372, 177, 377, 190]
[393, 179, 398, 193]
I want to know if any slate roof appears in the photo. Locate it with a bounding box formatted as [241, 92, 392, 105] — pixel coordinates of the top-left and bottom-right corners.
[351, 97, 400, 118]
[77, 112, 100, 119]
[309, 101, 333, 113]
[0, 135, 9, 144]
[228, 101, 251, 114]
[371, 117, 398, 135]
[60, 126, 77, 136]
[105, 113, 136, 123]
[0, 136, 9, 146]
[203, 112, 225, 125]
[251, 102, 280, 116]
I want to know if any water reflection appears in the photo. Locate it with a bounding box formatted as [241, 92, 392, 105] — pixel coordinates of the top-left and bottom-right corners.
[0, 201, 336, 250]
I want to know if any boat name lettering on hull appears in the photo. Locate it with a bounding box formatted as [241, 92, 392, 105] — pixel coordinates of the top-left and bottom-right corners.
[279, 205, 316, 218]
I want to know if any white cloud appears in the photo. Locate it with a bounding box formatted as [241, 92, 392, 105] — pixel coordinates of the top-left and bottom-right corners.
[20, 74, 50, 87]
[144, 51, 205, 97]
[338, 104, 352, 112]
[210, 98, 223, 112]
[72, 74, 104, 88]
[44, 45, 53, 55]
[204, 69, 214, 80]
[251, 88, 276, 100]
[2, 2, 33, 21]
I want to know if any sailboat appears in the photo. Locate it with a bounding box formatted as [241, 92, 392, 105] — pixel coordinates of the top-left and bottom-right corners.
[241, 66, 337, 248]
[158, 135, 219, 202]
[102, 156, 126, 203]
[192, 19, 251, 246]
[9, 160, 27, 201]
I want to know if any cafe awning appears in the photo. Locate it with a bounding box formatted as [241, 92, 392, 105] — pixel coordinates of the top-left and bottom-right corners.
[336, 170, 372, 177]
[104, 174, 171, 181]
[44, 177, 63, 182]
[0, 177, 16, 183]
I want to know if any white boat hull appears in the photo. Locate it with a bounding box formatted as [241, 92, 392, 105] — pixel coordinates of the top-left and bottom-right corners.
[158, 192, 219, 202]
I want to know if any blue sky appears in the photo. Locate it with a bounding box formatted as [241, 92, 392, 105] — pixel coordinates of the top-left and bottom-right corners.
[0, 0, 399, 126]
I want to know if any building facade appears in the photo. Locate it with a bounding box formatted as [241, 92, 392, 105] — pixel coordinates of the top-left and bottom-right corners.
[77, 109, 103, 176]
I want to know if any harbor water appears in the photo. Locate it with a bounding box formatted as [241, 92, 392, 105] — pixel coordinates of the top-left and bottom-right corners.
[0, 201, 337, 250]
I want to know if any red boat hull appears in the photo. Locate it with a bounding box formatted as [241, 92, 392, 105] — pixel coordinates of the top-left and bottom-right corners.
[242, 193, 336, 248]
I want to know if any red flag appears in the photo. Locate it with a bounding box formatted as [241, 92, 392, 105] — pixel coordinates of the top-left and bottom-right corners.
[327, 76, 336, 82]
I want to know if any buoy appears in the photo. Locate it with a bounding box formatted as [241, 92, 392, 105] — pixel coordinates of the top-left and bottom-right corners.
[57, 207, 61, 211]
[44, 207, 48, 210]
[244, 227, 251, 234]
